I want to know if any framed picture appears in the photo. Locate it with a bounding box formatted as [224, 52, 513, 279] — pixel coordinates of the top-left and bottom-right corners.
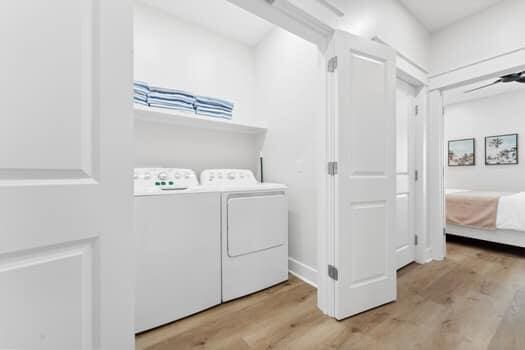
[485, 134, 518, 165]
[448, 138, 475, 166]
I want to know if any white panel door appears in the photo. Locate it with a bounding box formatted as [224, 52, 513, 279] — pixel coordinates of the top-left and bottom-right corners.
[330, 30, 396, 320]
[0, 1, 133, 349]
[395, 80, 417, 270]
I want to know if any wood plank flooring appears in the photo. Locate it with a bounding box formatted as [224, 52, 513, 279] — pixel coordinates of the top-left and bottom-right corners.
[136, 237, 525, 350]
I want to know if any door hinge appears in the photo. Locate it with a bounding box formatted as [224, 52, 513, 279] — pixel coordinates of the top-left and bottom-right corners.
[415, 105, 419, 116]
[414, 170, 419, 182]
[328, 264, 338, 281]
[328, 161, 338, 176]
[327, 56, 338, 72]
[443, 227, 447, 235]
[414, 235, 418, 245]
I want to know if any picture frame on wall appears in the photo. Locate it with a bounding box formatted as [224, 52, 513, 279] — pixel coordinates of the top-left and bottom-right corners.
[448, 138, 475, 166]
[485, 133, 519, 165]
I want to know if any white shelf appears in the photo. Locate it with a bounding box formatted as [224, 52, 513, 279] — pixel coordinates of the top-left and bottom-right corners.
[134, 105, 267, 134]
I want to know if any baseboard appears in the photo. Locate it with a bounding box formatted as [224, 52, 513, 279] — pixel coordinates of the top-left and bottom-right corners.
[288, 257, 318, 288]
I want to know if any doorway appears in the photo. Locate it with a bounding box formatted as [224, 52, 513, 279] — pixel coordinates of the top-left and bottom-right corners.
[428, 60, 525, 260]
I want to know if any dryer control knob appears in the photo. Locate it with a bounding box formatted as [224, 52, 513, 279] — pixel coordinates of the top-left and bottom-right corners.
[227, 172, 235, 180]
[157, 172, 169, 181]
[143, 172, 151, 180]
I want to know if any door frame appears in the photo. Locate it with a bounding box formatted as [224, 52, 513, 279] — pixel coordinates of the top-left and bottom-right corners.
[427, 48, 525, 261]
[228, 0, 429, 318]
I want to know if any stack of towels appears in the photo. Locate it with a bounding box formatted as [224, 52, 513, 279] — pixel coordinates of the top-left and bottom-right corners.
[133, 81, 149, 106]
[133, 81, 234, 120]
[194, 96, 234, 120]
[148, 86, 196, 113]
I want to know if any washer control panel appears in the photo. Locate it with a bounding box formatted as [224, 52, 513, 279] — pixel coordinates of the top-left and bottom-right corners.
[134, 168, 199, 192]
[200, 169, 257, 186]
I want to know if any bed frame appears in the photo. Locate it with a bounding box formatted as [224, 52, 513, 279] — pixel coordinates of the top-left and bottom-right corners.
[447, 224, 525, 248]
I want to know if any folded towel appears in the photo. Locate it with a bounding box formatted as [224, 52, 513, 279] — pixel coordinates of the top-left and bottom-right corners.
[195, 103, 232, 113]
[148, 96, 194, 108]
[150, 86, 195, 98]
[134, 99, 148, 106]
[134, 88, 148, 97]
[195, 95, 234, 111]
[148, 91, 195, 105]
[195, 106, 232, 119]
[134, 80, 150, 89]
[134, 93, 148, 102]
[134, 81, 150, 96]
[149, 99, 195, 112]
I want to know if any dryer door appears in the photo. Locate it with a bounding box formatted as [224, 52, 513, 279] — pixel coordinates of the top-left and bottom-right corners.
[227, 192, 287, 257]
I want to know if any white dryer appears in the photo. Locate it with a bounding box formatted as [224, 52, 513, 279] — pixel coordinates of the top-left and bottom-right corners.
[134, 168, 221, 333]
[200, 169, 288, 302]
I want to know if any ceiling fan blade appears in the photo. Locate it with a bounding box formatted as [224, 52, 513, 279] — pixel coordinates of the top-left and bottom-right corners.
[464, 80, 501, 93]
[499, 70, 525, 82]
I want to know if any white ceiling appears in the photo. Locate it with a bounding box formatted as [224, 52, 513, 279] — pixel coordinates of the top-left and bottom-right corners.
[444, 78, 525, 106]
[399, 0, 504, 32]
[138, 0, 275, 46]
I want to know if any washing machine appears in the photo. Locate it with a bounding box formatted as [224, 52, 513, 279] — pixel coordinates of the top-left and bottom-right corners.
[200, 169, 288, 302]
[134, 168, 221, 333]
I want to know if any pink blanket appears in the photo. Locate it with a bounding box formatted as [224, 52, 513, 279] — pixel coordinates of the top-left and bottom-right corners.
[446, 191, 501, 230]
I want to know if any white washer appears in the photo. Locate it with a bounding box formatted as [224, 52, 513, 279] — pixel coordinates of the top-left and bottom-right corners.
[134, 168, 221, 333]
[201, 169, 288, 302]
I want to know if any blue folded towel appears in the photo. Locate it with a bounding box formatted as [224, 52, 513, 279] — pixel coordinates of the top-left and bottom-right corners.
[148, 91, 195, 105]
[195, 106, 232, 119]
[149, 98, 195, 112]
[134, 80, 150, 89]
[150, 86, 195, 99]
[134, 99, 149, 106]
[195, 95, 234, 111]
[133, 82, 235, 120]
[134, 92, 147, 102]
[134, 81, 150, 96]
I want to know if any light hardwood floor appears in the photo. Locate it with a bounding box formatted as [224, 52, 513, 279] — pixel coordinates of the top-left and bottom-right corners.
[136, 237, 525, 350]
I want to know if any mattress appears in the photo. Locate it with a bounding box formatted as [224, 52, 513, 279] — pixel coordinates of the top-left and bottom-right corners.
[445, 189, 525, 232]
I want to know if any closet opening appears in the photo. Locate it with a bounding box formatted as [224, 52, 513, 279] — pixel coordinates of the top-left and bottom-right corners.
[132, 0, 326, 342]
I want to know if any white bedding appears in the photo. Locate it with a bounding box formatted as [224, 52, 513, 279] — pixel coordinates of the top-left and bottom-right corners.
[496, 192, 525, 232]
[446, 189, 525, 232]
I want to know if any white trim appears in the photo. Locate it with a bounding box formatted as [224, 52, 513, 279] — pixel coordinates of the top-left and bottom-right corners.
[428, 90, 446, 261]
[422, 248, 432, 263]
[227, 0, 334, 49]
[414, 87, 429, 264]
[314, 0, 344, 17]
[372, 36, 429, 78]
[447, 225, 525, 248]
[288, 258, 318, 288]
[430, 48, 525, 91]
[430, 47, 525, 79]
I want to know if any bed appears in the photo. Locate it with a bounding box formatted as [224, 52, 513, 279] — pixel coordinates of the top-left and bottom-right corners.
[446, 189, 525, 248]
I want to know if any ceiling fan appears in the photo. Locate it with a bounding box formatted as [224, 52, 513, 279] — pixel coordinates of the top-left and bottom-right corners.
[465, 70, 525, 93]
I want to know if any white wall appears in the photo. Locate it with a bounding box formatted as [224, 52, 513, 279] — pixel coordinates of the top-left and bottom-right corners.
[430, 0, 525, 75]
[135, 120, 259, 174]
[287, 0, 430, 71]
[133, 3, 261, 173]
[255, 28, 322, 283]
[445, 89, 525, 192]
[134, 3, 258, 124]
